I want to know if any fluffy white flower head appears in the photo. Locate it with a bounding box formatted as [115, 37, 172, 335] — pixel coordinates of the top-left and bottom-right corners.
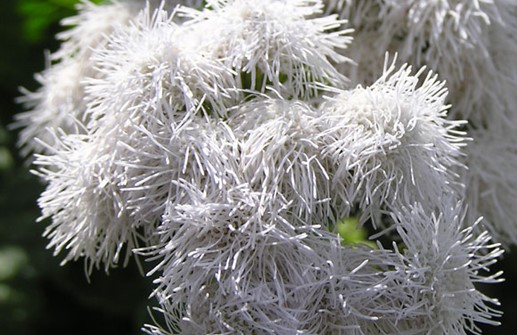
[28, 2, 238, 273]
[15, 0, 141, 155]
[392, 200, 503, 334]
[54, 0, 143, 61]
[15, 1, 509, 334]
[381, 0, 498, 66]
[463, 127, 517, 247]
[16, 61, 89, 156]
[33, 131, 138, 273]
[85, 2, 236, 128]
[181, 0, 352, 98]
[317, 58, 467, 223]
[329, 0, 517, 125]
[228, 98, 333, 224]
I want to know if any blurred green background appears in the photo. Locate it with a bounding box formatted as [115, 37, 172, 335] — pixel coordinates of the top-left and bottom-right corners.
[1, 0, 517, 334]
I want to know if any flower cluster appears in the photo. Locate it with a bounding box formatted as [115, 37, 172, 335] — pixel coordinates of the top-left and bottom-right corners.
[327, 0, 517, 248]
[17, 0, 517, 334]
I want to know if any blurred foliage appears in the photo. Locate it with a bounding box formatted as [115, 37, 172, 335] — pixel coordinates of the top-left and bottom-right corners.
[18, 0, 104, 42]
[1, 0, 517, 334]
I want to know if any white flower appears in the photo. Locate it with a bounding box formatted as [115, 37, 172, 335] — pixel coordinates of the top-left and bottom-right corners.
[138, 95, 495, 334]
[147, 239, 413, 335]
[136, 97, 382, 334]
[327, 0, 517, 128]
[227, 98, 334, 225]
[142, 177, 402, 334]
[329, 0, 499, 80]
[180, 0, 352, 98]
[17, 1, 507, 334]
[15, 0, 142, 155]
[15, 0, 213, 156]
[31, 2, 239, 271]
[389, 200, 503, 334]
[33, 131, 137, 273]
[16, 60, 90, 156]
[144, 181, 324, 333]
[315, 59, 467, 224]
[458, 9, 517, 129]
[53, 0, 144, 62]
[463, 127, 517, 247]
[118, 115, 241, 236]
[81, 0, 238, 227]
[379, 0, 497, 69]
[144, 177, 503, 334]
[85, 2, 237, 127]
[33, 115, 233, 274]
[133, 103, 323, 333]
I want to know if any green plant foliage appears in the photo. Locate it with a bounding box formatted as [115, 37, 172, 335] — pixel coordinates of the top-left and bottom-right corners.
[336, 217, 377, 248]
[17, 0, 104, 43]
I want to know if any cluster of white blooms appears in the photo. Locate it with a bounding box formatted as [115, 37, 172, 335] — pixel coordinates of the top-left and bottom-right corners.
[17, 0, 517, 334]
[327, 0, 517, 247]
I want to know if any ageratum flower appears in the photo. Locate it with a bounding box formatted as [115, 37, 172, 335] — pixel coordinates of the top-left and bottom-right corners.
[15, 0, 210, 156]
[389, 200, 503, 334]
[85, 3, 237, 126]
[328, 0, 500, 80]
[143, 174, 502, 334]
[227, 98, 334, 225]
[33, 130, 136, 273]
[33, 3, 236, 272]
[143, 154, 327, 333]
[141, 147, 396, 334]
[463, 126, 517, 247]
[83, 0, 237, 227]
[327, 0, 517, 127]
[315, 58, 467, 225]
[461, 10, 517, 129]
[292, 198, 503, 335]
[147, 231, 414, 335]
[139, 93, 499, 334]
[179, 0, 353, 99]
[52, 0, 145, 62]
[16, 0, 142, 156]
[18, 1, 506, 334]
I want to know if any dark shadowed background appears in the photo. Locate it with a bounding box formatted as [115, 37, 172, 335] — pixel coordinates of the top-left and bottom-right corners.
[0, 1, 516, 334]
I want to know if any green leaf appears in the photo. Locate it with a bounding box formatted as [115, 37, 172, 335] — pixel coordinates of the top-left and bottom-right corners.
[336, 217, 377, 248]
[17, 0, 105, 43]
